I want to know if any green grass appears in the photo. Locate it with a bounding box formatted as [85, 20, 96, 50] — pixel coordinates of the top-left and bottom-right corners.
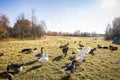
[0, 36, 120, 80]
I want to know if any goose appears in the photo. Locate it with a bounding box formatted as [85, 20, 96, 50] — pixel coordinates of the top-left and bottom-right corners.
[79, 43, 84, 48]
[7, 63, 24, 73]
[89, 48, 96, 56]
[70, 51, 77, 60]
[109, 45, 118, 52]
[60, 43, 69, 57]
[38, 52, 49, 63]
[75, 47, 91, 56]
[62, 46, 69, 57]
[75, 47, 86, 56]
[1, 72, 13, 80]
[78, 43, 84, 50]
[20, 48, 37, 53]
[97, 44, 102, 49]
[64, 60, 77, 74]
[35, 47, 44, 59]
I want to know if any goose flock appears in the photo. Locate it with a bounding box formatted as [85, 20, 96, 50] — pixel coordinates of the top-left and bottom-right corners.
[0, 40, 119, 80]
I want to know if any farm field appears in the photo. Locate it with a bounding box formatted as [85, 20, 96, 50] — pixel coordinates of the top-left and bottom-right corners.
[0, 36, 120, 80]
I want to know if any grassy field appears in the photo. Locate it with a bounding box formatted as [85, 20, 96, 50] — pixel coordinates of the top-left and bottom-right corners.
[0, 36, 120, 80]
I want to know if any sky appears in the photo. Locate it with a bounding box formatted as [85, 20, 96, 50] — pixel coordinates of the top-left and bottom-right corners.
[0, 0, 120, 34]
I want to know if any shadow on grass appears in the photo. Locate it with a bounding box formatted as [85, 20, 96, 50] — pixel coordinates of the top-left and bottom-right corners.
[61, 75, 71, 80]
[61, 63, 70, 69]
[24, 60, 38, 66]
[26, 65, 42, 72]
[52, 55, 63, 61]
[19, 51, 31, 54]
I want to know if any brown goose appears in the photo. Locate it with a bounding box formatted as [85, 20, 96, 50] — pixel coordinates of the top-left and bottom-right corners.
[60, 43, 69, 57]
[64, 60, 77, 74]
[7, 63, 24, 73]
[20, 48, 37, 53]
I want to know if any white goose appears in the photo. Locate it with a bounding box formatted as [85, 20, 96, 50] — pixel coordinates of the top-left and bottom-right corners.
[75, 47, 91, 62]
[75, 47, 86, 56]
[75, 46, 91, 56]
[38, 52, 49, 63]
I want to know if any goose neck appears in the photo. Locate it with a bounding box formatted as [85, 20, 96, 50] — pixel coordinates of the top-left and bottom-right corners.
[41, 48, 44, 53]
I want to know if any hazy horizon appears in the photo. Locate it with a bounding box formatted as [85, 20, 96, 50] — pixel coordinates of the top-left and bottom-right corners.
[0, 0, 120, 34]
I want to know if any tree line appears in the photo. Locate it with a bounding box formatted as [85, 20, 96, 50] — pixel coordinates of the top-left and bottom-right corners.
[47, 30, 99, 37]
[0, 12, 46, 40]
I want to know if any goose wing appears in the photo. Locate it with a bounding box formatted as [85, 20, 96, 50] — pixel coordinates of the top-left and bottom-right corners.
[85, 47, 91, 54]
[75, 56, 84, 62]
[75, 47, 86, 56]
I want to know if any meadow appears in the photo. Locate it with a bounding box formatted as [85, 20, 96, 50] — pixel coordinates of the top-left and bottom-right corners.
[0, 36, 120, 80]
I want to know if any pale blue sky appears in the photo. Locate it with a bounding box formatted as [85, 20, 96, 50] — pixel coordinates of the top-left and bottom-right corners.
[0, 0, 120, 34]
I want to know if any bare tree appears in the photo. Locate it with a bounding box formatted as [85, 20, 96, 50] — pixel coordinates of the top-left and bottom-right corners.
[31, 9, 46, 39]
[112, 17, 120, 37]
[104, 23, 112, 40]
